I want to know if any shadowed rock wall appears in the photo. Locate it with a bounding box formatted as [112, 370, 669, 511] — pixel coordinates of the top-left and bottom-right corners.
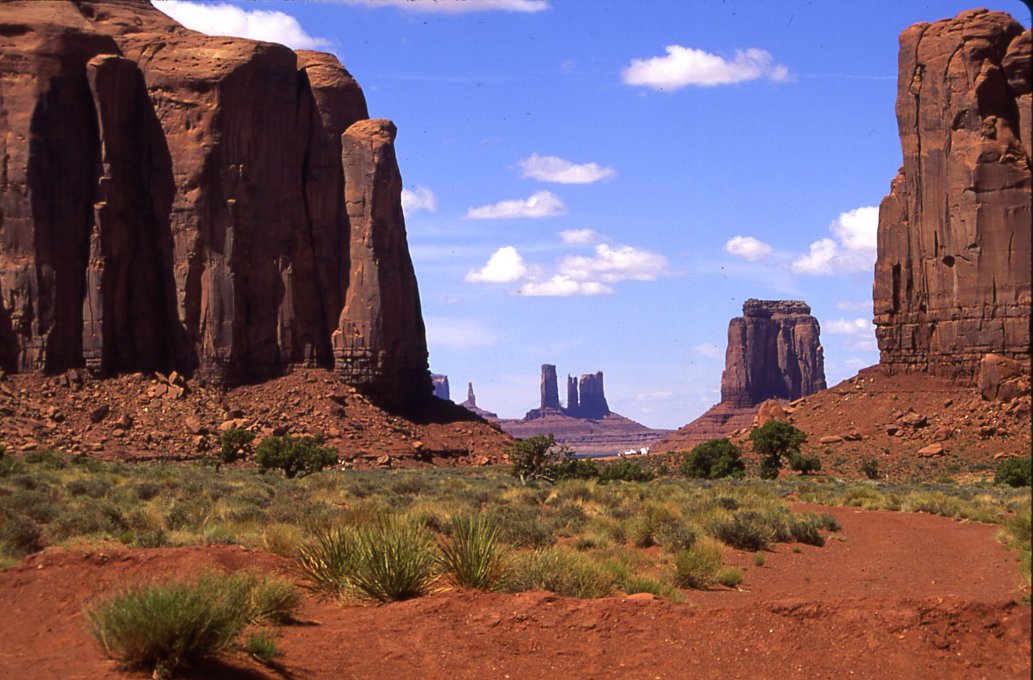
[0, 0, 430, 409]
[874, 9, 1031, 383]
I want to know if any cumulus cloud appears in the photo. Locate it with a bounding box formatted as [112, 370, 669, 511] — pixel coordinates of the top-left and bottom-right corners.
[401, 185, 437, 213]
[518, 153, 616, 184]
[517, 276, 612, 297]
[557, 243, 667, 284]
[155, 1, 331, 50]
[341, 0, 548, 12]
[559, 229, 602, 245]
[466, 191, 566, 219]
[465, 246, 528, 283]
[724, 235, 773, 261]
[791, 206, 878, 275]
[622, 45, 789, 90]
[465, 233, 668, 297]
[825, 318, 875, 335]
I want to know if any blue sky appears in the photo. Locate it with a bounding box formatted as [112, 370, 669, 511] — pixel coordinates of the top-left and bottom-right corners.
[157, 0, 1031, 429]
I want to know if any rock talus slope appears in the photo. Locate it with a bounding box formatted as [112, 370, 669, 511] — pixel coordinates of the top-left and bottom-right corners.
[0, 0, 430, 410]
[874, 9, 1031, 383]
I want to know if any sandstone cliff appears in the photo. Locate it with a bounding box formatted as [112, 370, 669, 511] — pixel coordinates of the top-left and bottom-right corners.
[874, 9, 1031, 383]
[0, 0, 431, 410]
[721, 300, 827, 408]
[654, 300, 826, 451]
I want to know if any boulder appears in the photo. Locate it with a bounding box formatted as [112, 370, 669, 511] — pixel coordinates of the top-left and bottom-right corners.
[978, 354, 1031, 402]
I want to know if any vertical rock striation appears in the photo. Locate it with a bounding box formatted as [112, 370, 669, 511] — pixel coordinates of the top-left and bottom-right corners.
[576, 372, 611, 419]
[0, 0, 431, 410]
[721, 300, 827, 408]
[874, 9, 1031, 383]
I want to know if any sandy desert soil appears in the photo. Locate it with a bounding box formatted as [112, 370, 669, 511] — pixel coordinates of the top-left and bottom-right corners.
[1, 503, 1028, 679]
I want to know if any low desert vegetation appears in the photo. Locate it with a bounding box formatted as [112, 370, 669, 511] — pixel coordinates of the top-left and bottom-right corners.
[2, 444, 1028, 609]
[85, 569, 301, 676]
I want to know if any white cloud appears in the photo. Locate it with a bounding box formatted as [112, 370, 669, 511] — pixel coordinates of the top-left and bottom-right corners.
[516, 276, 612, 297]
[557, 243, 667, 283]
[155, 1, 331, 50]
[401, 185, 437, 213]
[518, 153, 616, 184]
[465, 233, 668, 296]
[559, 229, 602, 245]
[465, 246, 527, 283]
[466, 191, 566, 219]
[836, 300, 871, 311]
[622, 45, 789, 90]
[693, 343, 723, 359]
[825, 318, 875, 336]
[425, 317, 498, 349]
[342, 0, 548, 12]
[791, 206, 878, 275]
[724, 235, 773, 261]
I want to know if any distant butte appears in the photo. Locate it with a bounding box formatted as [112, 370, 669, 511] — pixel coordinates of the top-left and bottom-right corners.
[654, 300, 826, 452]
[501, 365, 669, 453]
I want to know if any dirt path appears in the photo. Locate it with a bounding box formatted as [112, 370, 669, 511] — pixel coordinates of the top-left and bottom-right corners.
[0, 506, 1028, 679]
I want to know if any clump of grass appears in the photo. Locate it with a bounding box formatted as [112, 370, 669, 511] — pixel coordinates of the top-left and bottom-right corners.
[672, 538, 723, 589]
[716, 567, 743, 588]
[437, 513, 510, 591]
[753, 553, 765, 567]
[296, 527, 355, 599]
[85, 571, 252, 674]
[244, 573, 302, 624]
[709, 510, 773, 551]
[349, 516, 436, 602]
[789, 514, 826, 547]
[506, 548, 614, 599]
[245, 633, 279, 665]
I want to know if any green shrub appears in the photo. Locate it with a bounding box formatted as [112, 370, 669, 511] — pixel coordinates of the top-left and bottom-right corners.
[496, 506, 555, 549]
[85, 571, 253, 674]
[789, 514, 826, 546]
[245, 633, 279, 665]
[710, 510, 773, 551]
[506, 548, 614, 598]
[627, 503, 676, 548]
[218, 428, 255, 463]
[788, 453, 822, 475]
[680, 439, 746, 479]
[508, 434, 563, 484]
[655, 520, 697, 553]
[0, 510, 43, 557]
[598, 460, 654, 483]
[348, 516, 436, 602]
[244, 573, 302, 624]
[716, 567, 743, 588]
[24, 449, 68, 469]
[256, 435, 338, 479]
[672, 540, 723, 589]
[618, 575, 684, 602]
[66, 477, 113, 499]
[994, 458, 1031, 488]
[753, 553, 765, 567]
[750, 421, 806, 478]
[552, 455, 600, 482]
[859, 458, 880, 480]
[296, 527, 355, 599]
[437, 513, 510, 591]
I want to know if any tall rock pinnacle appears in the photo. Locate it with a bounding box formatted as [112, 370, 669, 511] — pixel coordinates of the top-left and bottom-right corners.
[540, 364, 561, 409]
[874, 9, 1031, 382]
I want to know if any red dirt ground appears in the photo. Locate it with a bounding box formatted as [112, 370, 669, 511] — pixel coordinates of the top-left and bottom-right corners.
[1, 504, 1028, 679]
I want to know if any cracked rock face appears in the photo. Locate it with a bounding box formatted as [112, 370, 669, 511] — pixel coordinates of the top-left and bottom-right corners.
[720, 300, 827, 409]
[0, 0, 430, 409]
[874, 9, 1031, 383]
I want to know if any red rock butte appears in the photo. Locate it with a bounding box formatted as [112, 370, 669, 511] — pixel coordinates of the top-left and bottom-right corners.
[0, 0, 431, 411]
[874, 9, 1031, 383]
